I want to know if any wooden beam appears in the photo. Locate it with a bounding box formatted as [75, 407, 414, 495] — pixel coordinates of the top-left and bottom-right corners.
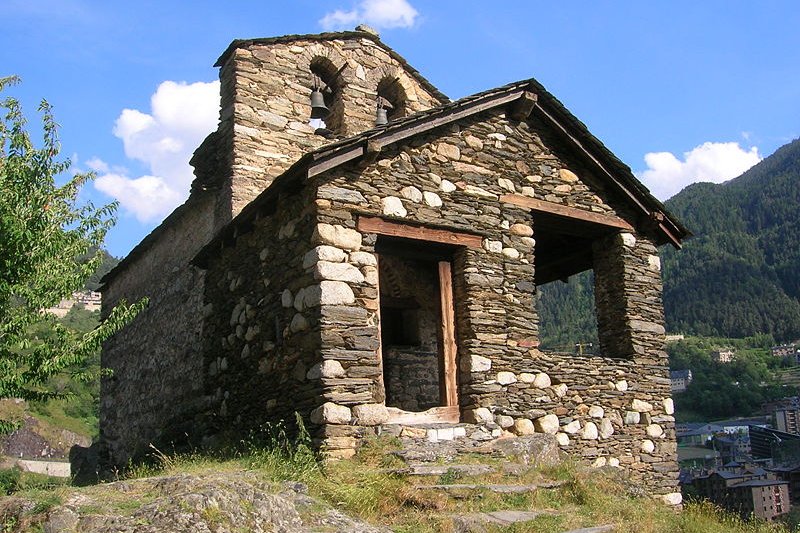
[438, 261, 458, 408]
[509, 91, 538, 121]
[499, 194, 634, 231]
[358, 216, 483, 249]
[307, 146, 364, 178]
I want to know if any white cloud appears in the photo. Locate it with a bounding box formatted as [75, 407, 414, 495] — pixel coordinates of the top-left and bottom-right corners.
[85, 156, 109, 173]
[93, 80, 220, 222]
[638, 141, 762, 200]
[95, 174, 183, 223]
[320, 0, 419, 30]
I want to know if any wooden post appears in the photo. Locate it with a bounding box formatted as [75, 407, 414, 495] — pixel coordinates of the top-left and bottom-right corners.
[374, 254, 386, 403]
[438, 261, 458, 407]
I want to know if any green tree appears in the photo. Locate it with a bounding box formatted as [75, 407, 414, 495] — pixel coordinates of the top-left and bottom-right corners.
[0, 76, 145, 431]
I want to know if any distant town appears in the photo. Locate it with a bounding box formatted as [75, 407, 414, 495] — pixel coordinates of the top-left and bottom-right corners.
[675, 341, 800, 521]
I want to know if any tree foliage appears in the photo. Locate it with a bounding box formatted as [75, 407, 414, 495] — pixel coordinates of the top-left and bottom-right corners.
[0, 76, 145, 431]
[668, 335, 790, 421]
[662, 138, 800, 340]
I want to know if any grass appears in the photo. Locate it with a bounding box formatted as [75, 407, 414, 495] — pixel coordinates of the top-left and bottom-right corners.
[1, 424, 798, 532]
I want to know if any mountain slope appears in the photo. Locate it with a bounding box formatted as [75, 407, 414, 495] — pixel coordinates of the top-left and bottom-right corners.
[662, 138, 800, 340]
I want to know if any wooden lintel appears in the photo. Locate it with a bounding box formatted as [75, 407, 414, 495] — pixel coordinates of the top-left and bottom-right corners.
[509, 91, 538, 121]
[499, 194, 634, 231]
[307, 146, 364, 178]
[357, 216, 483, 249]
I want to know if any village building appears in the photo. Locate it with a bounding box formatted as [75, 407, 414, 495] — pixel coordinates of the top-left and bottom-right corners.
[712, 349, 735, 363]
[99, 28, 688, 501]
[689, 468, 790, 521]
[670, 369, 692, 393]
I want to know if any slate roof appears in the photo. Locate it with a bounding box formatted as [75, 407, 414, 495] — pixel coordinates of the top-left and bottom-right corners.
[192, 77, 690, 267]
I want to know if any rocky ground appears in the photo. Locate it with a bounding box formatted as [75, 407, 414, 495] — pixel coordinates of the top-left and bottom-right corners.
[0, 434, 627, 533]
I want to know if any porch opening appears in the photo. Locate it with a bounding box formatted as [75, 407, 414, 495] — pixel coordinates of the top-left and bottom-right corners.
[530, 205, 623, 357]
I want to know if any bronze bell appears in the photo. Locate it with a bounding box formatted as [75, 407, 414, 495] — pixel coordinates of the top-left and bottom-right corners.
[375, 107, 388, 126]
[310, 89, 329, 119]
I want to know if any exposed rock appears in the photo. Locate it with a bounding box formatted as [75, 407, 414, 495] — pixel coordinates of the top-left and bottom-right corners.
[492, 434, 560, 467]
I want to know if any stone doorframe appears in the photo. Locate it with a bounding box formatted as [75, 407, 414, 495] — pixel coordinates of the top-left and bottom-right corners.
[357, 216, 483, 424]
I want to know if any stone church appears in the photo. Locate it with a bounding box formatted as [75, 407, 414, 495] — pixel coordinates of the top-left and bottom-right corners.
[100, 27, 688, 499]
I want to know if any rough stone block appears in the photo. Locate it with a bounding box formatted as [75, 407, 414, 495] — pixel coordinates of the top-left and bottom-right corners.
[641, 440, 655, 453]
[349, 251, 377, 266]
[533, 414, 559, 434]
[513, 418, 535, 435]
[311, 402, 352, 425]
[588, 405, 604, 418]
[381, 196, 407, 217]
[305, 281, 356, 307]
[306, 360, 345, 380]
[314, 223, 362, 251]
[631, 399, 653, 413]
[464, 407, 494, 424]
[663, 398, 674, 415]
[581, 422, 599, 440]
[303, 245, 347, 268]
[461, 354, 492, 372]
[533, 373, 551, 389]
[497, 371, 517, 385]
[314, 261, 365, 283]
[352, 403, 389, 426]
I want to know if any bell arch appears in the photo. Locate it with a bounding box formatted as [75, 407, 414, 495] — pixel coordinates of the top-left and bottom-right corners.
[307, 55, 346, 135]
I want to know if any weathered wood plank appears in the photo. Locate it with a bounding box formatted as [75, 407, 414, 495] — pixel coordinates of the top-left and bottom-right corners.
[499, 194, 634, 231]
[357, 216, 483, 248]
[439, 261, 458, 408]
[385, 406, 460, 425]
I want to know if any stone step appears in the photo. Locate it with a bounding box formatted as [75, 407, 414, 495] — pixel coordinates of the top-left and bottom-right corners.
[561, 526, 615, 533]
[452, 510, 557, 530]
[392, 463, 496, 476]
[418, 480, 566, 493]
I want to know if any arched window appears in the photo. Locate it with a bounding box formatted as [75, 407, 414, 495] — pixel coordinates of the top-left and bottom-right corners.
[376, 76, 408, 125]
[309, 57, 344, 136]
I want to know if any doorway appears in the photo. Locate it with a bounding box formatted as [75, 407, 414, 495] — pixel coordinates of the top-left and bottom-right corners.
[375, 237, 459, 423]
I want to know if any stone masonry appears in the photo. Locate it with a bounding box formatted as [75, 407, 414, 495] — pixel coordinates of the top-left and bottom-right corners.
[100, 29, 688, 502]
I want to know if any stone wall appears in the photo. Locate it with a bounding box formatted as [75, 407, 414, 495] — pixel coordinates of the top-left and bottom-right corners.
[199, 184, 323, 443]
[100, 193, 217, 466]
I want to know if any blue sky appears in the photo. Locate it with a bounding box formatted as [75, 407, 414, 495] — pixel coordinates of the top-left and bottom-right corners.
[3, 0, 799, 257]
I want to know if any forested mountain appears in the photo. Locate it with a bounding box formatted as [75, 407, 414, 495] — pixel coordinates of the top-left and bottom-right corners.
[539, 138, 800, 347]
[662, 138, 800, 340]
